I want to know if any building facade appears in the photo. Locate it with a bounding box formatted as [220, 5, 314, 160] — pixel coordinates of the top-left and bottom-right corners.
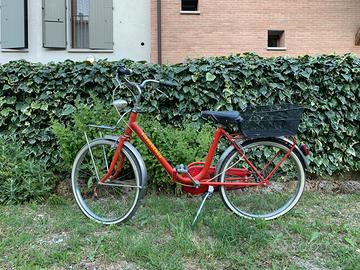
[0, 0, 150, 63]
[0, 0, 359, 64]
[151, 0, 360, 64]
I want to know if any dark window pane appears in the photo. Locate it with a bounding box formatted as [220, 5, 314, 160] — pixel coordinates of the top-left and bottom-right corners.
[72, 0, 89, 48]
[182, 0, 198, 11]
[268, 36, 278, 47]
[268, 30, 284, 48]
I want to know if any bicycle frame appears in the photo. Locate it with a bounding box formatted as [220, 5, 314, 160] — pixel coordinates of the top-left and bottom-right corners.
[99, 110, 298, 190]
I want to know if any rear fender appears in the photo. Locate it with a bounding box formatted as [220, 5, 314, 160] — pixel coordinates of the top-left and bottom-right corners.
[278, 137, 309, 169]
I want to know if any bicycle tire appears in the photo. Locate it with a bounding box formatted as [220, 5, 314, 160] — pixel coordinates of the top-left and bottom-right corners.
[71, 139, 145, 225]
[217, 138, 305, 220]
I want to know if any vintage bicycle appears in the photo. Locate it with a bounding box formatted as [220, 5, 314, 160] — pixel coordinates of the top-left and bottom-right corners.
[71, 66, 310, 225]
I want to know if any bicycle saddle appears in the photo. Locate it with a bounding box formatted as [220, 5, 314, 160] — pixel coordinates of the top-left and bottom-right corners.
[201, 111, 243, 125]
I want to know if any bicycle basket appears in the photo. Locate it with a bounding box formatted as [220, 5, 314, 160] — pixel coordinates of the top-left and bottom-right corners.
[239, 104, 304, 138]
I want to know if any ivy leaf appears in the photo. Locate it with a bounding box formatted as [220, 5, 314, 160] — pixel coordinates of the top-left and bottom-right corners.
[300, 69, 312, 79]
[341, 74, 351, 82]
[206, 72, 216, 82]
[259, 86, 267, 96]
[346, 148, 356, 157]
[2, 84, 11, 91]
[1, 108, 13, 117]
[16, 102, 29, 113]
[61, 104, 76, 116]
[40, 104, 49, 111]
[31, 102, 41, 110]
[5, 97, 17, 105]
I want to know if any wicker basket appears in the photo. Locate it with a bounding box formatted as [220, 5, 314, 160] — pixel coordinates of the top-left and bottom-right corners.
[239, 104, 304, 138]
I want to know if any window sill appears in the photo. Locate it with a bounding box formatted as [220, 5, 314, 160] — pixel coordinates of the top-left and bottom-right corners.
[1, 48, 29, 53]
[68, 49, 114, 53]
[180, 11, 200, 15]
[267, 47, 287, 51]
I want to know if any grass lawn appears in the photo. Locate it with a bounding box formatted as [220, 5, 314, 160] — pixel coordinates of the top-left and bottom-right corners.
[0, 192, 359, 270]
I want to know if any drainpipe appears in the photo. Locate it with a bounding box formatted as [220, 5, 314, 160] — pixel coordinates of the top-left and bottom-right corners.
[157, 0, 162, 64]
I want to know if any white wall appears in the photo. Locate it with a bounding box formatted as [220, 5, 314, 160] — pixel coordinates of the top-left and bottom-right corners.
[0, 0, 151, 63]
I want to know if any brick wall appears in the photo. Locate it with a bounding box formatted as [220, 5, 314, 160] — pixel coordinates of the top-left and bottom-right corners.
[151, 0, 360, 63]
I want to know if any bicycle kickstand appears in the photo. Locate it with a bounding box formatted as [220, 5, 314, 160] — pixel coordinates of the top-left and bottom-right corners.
[192, 186, 214, 227]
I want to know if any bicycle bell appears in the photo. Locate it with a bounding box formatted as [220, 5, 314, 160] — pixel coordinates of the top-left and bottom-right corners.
[113, 99, 128, 111]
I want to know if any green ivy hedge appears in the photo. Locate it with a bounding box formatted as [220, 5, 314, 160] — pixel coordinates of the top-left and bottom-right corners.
[0, 53, 359, 176]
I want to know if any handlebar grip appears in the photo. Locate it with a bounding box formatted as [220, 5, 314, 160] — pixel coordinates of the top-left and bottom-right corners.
[159, 81, 178, 88]
[117, 65, 131, 76]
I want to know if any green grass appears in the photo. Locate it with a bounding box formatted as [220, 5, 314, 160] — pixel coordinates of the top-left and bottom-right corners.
[0, 193, 359, 269]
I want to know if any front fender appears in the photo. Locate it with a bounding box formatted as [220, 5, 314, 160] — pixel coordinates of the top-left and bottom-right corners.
[103, 135, 148, 196]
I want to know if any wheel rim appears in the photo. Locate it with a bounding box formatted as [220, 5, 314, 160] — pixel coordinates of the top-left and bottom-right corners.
[220, 141, 305, 219]
[72, 140, 140, 224]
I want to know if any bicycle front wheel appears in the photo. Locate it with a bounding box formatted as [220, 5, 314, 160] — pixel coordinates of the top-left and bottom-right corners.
[72, 139, 143, 224]
[218, 138, 305, 220]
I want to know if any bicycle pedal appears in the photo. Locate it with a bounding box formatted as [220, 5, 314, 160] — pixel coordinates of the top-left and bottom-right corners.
[176, 164, 200, 188]
[176, 164, 188, 174]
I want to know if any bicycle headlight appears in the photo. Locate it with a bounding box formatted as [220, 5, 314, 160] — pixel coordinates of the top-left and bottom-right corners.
[113, 99, 128, 111]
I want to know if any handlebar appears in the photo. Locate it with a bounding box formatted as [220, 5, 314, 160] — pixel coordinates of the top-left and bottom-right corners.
[115, 65, 178, 108]
[116, 65, 178, 89]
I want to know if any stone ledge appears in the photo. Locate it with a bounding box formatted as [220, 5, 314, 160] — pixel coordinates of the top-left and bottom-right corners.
[305, 180, 360, 194]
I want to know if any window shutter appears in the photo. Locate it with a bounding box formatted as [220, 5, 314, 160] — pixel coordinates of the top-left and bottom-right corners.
[42, 0, 66, 48]
[89, 0, 113, 50]
[1, 0, 28, 49]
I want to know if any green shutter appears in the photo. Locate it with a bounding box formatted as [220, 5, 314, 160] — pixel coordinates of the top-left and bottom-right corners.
[89, 0, 113, 50]
[1, 0, 28, 49]
[42, 0, 66, 48]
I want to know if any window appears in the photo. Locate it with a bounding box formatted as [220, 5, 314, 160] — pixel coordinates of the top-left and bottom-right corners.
[71, 0, 90, 48]
[41, 0, 113, 50]
[268, 30, 285, 49]
[1, 0, 28, 49]
[181, 0, 198, 11]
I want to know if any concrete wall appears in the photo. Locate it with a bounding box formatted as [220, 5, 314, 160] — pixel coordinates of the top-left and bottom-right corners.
[151, 0, 360, 64]
[0, 0, 151, 63]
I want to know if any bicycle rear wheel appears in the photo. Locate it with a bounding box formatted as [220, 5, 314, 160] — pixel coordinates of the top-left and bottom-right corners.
[218, 138, 305, 220]
[71, 139, 143, 224]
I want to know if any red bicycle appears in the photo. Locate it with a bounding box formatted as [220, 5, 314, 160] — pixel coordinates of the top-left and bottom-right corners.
[71, 66, 309, 225]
